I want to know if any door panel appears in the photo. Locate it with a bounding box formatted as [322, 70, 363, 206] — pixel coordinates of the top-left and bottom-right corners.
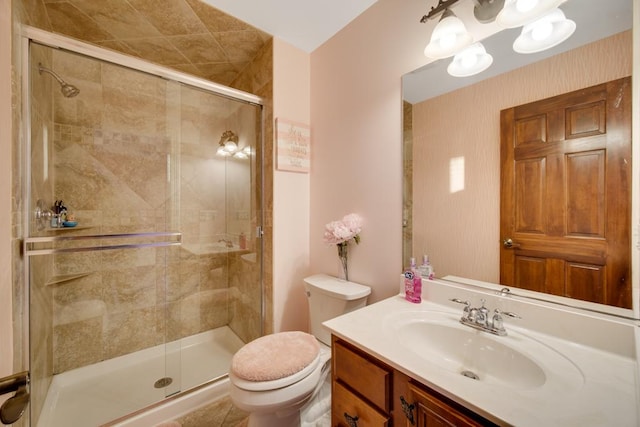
[500, 77, 631, 308]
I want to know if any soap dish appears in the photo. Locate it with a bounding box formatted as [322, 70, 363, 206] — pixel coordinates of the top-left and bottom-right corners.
[62, 221, 78, 227]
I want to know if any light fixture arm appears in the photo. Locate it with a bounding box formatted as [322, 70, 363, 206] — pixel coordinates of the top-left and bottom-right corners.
[420, 0, 461, 22]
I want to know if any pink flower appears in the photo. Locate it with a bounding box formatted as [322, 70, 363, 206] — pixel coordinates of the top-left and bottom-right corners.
[323, 213, 363, 245]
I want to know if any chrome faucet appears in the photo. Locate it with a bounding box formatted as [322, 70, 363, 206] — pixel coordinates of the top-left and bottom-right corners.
[450, 298, 520, 336]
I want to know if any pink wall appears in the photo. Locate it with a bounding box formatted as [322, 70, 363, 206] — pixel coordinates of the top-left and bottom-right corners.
[273, 38, 312, 332]
[309, 0, 433, 302]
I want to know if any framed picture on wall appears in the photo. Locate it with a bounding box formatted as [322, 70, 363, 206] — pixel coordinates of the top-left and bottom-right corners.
[275, 118, 310, 173]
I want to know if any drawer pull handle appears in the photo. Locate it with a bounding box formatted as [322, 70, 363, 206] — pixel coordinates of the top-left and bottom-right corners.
[400, 395, 416, 425]
[344, 412, 359, 427]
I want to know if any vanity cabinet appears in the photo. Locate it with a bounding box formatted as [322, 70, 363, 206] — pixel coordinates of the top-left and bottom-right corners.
[332, 336, 498, 427]
[332, 337, 392, 426]
[407, 381, 494, 427]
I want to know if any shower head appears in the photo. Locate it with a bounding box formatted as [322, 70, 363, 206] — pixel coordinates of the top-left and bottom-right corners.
[38, 63, 80, 98]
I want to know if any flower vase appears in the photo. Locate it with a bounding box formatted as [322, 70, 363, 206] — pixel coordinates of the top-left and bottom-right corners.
[337, 242, 349, 281]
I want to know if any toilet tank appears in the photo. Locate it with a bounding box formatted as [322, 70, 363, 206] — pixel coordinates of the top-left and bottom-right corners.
[304, 274, 371, 346]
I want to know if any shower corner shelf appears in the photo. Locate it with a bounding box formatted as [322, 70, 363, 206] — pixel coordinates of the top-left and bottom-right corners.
[44, 225, 94, 232]
[45, 272, 92, 286]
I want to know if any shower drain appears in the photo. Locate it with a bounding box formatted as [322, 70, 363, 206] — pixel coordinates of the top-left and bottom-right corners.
[460, 370, 480, 380]
[154, 377, 173, 388]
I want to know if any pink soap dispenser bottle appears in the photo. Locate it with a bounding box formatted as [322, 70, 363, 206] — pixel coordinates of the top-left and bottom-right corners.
[404, 257, 422, 303]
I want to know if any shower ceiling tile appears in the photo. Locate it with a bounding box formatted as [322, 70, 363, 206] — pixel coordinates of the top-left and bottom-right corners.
[168, 33, 228, 64]
[122, 37, 192, 66]
[193, 62, 244, 86]
[126, 0, 209, 36]
[69, 0, 162, 39]
[41, 0, 272, 93]
[44, 2, 113, 42]
[214, 30, 266, 63]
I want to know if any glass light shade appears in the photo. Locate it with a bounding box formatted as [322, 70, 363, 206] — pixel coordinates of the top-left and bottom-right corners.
[496, 0, 565, 28]
[424, 9, 473, 59]
[216, 146, 231, 156]
[447, 43, 493, 77]
[224, 140, 238, 152]
[513, 8, 576, 54]
[233, 151, 248, 159]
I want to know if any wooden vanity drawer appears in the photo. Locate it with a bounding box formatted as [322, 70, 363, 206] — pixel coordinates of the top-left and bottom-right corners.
[333, 338, 392, 412]
[333, 380, 390, 427]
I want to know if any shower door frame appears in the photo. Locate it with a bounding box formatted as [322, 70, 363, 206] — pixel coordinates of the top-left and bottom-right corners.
[20, 25, 265, 425]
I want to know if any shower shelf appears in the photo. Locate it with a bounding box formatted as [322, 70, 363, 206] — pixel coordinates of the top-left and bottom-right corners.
[44, 226, 94, 232]
[45, 272, 92, 286]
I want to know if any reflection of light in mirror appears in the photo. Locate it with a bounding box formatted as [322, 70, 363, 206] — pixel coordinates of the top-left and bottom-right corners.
[449, 156, 465, 193]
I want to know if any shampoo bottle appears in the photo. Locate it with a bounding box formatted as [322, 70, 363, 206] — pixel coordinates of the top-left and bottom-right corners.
[404, 257, 422, 303]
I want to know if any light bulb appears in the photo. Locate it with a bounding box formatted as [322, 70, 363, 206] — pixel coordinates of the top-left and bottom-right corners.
[516, 0, 538, 13]
[531, 21, 553, 40]
[224, 141, 238, 152]
[233, 151, 248, 159]
[447, 42, 492, 77]
[217, 146, 231, 156]
[460, 52, 478, 69]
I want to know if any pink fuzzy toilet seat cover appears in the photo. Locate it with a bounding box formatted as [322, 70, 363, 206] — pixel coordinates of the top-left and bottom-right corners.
[231, 331, 320, 382]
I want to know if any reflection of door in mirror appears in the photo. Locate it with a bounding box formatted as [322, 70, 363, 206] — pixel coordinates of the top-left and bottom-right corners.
[500, 77, 631, 308]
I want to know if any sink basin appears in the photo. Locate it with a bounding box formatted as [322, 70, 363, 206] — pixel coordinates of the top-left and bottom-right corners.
[384, 310, 584, 392]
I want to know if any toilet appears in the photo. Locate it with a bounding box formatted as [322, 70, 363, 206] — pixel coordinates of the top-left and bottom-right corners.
[229, 274, 371, 427]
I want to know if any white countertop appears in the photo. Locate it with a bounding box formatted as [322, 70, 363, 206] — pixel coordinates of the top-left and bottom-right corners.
[323, 285, 640, 427]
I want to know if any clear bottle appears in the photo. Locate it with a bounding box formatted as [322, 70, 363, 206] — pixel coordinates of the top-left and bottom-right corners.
[418, 255, 434, 280]
[404, 257, 422, 303]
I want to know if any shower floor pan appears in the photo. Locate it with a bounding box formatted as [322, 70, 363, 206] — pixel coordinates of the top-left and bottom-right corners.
[37, 326, 245, 427]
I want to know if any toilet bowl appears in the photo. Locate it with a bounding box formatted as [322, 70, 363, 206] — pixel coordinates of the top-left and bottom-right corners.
[229, 274, 371, 427]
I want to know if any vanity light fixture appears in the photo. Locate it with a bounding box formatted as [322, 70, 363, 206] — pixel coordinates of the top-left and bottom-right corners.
[216, 130, 239, 156]
[420, 0, 575, 76]
[512, 8, 576, 53]
[216, 130, 251, 159]
[496, 0, 566, 28]
[447, 42, 493, 77]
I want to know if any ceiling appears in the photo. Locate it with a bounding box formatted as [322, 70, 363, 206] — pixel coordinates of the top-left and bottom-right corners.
[201, 0, 380, 53]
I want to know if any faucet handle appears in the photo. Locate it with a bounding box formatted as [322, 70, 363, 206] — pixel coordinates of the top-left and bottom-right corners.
[494, 309, 521, 319]
[449, 298, 471, 319]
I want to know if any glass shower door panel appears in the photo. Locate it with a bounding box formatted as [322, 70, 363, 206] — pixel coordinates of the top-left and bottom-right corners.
[28, 42, 182, 426]
[26, 237, 180, 427]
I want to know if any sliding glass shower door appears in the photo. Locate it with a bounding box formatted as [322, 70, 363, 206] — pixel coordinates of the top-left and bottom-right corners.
[25, 39, 263, 427]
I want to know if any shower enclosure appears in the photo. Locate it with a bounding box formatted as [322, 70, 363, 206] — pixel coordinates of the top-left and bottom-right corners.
[23, 29, 263, 427]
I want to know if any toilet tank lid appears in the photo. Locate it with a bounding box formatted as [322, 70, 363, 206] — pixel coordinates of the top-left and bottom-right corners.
[304, 274, 371, 300]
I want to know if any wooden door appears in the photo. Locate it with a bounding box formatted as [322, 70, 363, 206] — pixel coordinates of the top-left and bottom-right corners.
[500, 77, 631, 308]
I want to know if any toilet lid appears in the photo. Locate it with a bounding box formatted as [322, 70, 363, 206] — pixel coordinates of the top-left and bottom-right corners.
[231, 331, 321, 391]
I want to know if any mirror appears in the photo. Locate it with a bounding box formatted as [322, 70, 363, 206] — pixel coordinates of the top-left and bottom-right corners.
[402, 0, 637, 318]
